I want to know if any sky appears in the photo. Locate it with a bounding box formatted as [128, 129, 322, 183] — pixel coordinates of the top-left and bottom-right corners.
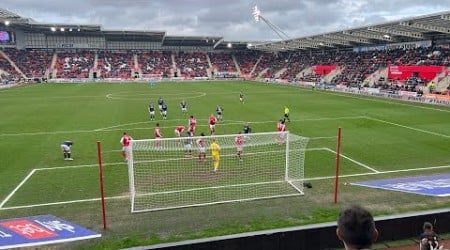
[2, 0, 450, 41]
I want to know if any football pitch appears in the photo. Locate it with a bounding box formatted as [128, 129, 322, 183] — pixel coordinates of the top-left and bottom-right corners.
[0, 81, 450, 249]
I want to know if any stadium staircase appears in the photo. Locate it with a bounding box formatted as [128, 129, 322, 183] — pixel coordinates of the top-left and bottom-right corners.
[250, 55, 263, 76]
[363, 67, 388, 87]
[172, 53, 181, 77]
[0, 50, 26, 79]
[0, 69, 8, 78]
[206, 54, 213, 78]
[50, 52, 58, 79]
[296, 66, 313, 79]
[275, 68, 287, 78]
[433, 66, 450, 91]
[320, 66, 344, 83]
[231, 54, 241, 75]
[258, 68, 270, 77]
[133, 54, 141, 78]
[92, 52, 100, 79]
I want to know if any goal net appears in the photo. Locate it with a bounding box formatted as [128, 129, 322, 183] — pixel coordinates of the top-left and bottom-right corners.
[128, 131, 309, 213]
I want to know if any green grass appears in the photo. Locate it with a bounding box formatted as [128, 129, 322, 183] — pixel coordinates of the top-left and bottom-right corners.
[0, 81, 450, 249]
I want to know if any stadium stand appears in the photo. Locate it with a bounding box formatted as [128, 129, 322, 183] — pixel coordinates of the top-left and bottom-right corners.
[173, 51, 209, 78]
[138, 51, 172, 78]
[97, 51, 134, 79]
[55, 51, 94, 78]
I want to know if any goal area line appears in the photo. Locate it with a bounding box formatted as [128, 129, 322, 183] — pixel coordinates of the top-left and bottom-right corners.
[134, 180, 303, 197]
[132, 192, 303, 213]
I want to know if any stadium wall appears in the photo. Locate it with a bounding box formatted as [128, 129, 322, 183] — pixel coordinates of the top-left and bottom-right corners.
[125, 209, 450, 250]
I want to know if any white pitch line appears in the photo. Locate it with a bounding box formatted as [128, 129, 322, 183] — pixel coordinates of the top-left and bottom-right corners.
[0, 169, 37, 208]
[95, 121, 152, 131]
[323, 148, 380, 173]
[0, 195, 129, 211]
[0, 115, 365, 137]
[305, 164, 450, 181]
[319, 90, 450, 113]
[34, 162, 125, 171]
[365, 116, 450, 139]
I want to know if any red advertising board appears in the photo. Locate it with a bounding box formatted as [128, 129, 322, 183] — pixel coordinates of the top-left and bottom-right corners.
[388, 65, 444, 81]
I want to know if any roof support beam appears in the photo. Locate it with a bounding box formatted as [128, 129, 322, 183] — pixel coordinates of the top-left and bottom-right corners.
[343, 30, 392, 41]
[441, 14, 450, 21]
[213, 38, 224, 49]
[312, 36, 352, 46]
[400, 21, 450, 34]
[367, 27, 423, 39]
[324, 34, 371, 44]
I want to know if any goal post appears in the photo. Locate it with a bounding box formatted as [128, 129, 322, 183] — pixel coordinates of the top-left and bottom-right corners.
[128, 131, 309, 213]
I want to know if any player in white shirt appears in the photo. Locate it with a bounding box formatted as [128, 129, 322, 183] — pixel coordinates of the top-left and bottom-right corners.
[60, 141, 74, 161]
[196, 132, 206, 162]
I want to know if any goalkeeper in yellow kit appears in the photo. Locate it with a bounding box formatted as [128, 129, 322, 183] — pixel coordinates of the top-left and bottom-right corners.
[210, 139, 220, 172]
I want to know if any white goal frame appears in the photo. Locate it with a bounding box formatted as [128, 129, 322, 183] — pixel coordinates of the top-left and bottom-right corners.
[128, 131, 309, 213]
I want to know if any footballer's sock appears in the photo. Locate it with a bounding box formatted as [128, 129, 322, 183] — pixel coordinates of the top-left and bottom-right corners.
[122, 151, 126, 158]
[67, 153, 71, 158]
[214, 161, 219, 171]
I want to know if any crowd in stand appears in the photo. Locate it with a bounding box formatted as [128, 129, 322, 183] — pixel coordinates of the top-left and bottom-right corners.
[0, 46, 450, 92]
[98, 51, 134, 79]
[209, 52, 236, 73]
[138, 51, 172, 77]
[55, 51, 94, 78]
[174, 52, 208, 78]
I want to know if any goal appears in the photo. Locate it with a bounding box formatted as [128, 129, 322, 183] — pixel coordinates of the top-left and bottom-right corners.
[128, 131, 309, 213]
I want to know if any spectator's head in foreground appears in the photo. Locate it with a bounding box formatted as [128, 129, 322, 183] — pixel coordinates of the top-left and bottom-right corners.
[336, 205, 378, 250]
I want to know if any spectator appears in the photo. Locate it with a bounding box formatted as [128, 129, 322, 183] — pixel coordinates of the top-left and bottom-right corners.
[336, 205, 378, 250]
[420, 221, 444, 250]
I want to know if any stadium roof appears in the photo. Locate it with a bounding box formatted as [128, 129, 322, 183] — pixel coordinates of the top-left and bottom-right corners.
[250, 11, 450, 52]
[1, 8, 450, 50]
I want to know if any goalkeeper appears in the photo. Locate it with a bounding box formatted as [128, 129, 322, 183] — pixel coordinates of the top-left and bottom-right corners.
[210, 138, 220, 172]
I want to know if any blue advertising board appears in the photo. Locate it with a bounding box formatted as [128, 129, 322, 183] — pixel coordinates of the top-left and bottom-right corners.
[0, 215, 101, 249]
[352, 173, 450, 197]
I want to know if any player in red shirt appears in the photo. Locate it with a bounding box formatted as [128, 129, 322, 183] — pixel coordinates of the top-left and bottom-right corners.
[120, 132, 133, 161]
[277, 119, 286, 132]
[154, 123, 162, 148]
[235, 131, 244, 161]
[276, 119, 286, 144]
[188, 115, 197, 136]
[209, 113, 217, 135]
[174, 125, 185, 137]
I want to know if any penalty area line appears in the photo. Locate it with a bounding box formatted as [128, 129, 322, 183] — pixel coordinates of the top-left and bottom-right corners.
[0, 169, 37, 208]
[323, 148, 380, 173]
[306, 164, 450, 182]
[364, 116, 450, 139]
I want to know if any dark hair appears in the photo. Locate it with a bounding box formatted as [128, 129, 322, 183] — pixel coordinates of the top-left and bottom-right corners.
[423, 221, 433, 231]
[337, 205, 376, 249]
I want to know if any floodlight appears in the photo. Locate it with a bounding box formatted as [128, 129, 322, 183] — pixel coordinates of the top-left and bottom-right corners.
[227, 43, 232, 48]
[60, 27, 65, 32]
[383, 34, 391, 39]
[252, 5, 261, 22]
[4, 20, 10, 26]
[51, 27, 56, 32]
[251, 4, 290, 41]
[69, 28, 73, 32]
